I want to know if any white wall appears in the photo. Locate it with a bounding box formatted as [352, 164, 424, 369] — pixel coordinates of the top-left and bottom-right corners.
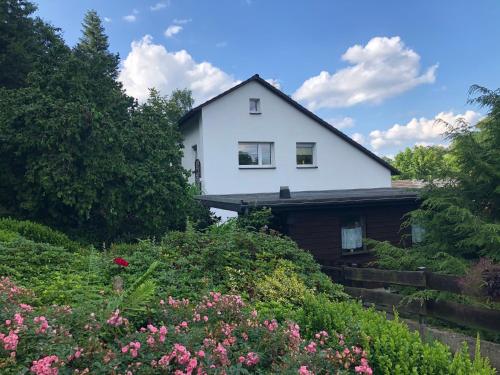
[211, 208, 238, 222]
[180, 115, 202, 186]
[199, 81, 392, 195]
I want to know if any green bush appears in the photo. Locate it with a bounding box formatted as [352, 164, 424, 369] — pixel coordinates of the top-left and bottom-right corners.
[290, 293, 494, 374]
[105, 225, 347, 304]
[368, 239, 469, 275]
[0, 217, 494, 373]
[0, 279, 376, 375]
[0, 221, 107, 305]
[0, 228, 19, 242]
[0, 217, 80, 251]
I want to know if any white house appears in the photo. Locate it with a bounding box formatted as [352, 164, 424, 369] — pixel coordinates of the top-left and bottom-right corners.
[179, 74, 398, 220]
[178, 74, 420, 265]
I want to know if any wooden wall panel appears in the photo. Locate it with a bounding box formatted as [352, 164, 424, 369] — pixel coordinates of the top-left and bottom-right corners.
[282, 202, 418, 266]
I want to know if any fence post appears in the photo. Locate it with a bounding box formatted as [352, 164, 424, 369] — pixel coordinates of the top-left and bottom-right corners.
[338, 265, 346, 285]
[417, 266, 428, 339]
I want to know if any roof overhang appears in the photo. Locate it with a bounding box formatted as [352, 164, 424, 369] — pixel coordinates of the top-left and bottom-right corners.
[197, 187, 421, 213]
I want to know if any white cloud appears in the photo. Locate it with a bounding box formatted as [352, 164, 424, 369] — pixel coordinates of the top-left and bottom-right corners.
[165, 25, 183, 38]
[123, 14, 137, 22]
[150, 1, 169, 11]
[265, 78, 281, 89]
[104, 17, 112, 23]
[215, 41, 228, 48]
[351, 132, 366, 145]
[369, 110, 482, 151]
[293, 36, 438, 110]
[328, 116, 355, 129]
[119, 35, 239, 103]
[173, 18, 192, 24]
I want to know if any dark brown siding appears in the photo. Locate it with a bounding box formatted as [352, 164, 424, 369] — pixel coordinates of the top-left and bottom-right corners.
[282, 202, 418, 266]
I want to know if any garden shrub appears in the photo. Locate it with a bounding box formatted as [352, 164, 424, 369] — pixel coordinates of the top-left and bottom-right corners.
[290, 293, 494, 375]
[0, 277, 375, 374]
[0, 217, 347, 307]
[0, 277, 495, 374]
[368, 239, 469, 275]
[0, 229, 19, 243]
[0, 218, 79, 251]
[235, 207, 274, 231]
[0, 233, 107, 306]
[0, 217, 495, 373]
[255, 260, 313, 305]
[159, 226, 348, 302]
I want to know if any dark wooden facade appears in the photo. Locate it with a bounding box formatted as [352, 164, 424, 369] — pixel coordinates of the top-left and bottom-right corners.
[199, 187, 421, 266]
[276, 202, 419, 266]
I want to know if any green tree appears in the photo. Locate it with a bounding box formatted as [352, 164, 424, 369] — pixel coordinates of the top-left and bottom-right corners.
[0, 10, 195, 242]
[0, 0, 38, 88]
[409, 86, 500, 261]
[121, 88, 192, 239]
[391, 145, 455, 181]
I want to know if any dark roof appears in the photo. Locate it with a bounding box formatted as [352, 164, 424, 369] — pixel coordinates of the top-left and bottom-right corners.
[198, 187, 420, 211]
[178, 74, 399, 175]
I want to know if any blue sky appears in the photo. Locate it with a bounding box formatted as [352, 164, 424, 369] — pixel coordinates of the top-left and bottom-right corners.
[36, 0, 500, 156]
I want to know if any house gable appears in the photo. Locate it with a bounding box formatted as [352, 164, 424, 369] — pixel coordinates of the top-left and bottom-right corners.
[179, 74, 398, 175]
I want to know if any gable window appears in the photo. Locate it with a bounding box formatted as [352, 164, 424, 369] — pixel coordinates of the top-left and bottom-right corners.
[249, 98, 261, 114]
[341, 216, 365, 253]
[239, 142, 274, 167]
[296, 143, 316, 166]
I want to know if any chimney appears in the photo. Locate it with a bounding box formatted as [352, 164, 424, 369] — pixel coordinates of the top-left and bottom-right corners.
[279, 186, 291, 199]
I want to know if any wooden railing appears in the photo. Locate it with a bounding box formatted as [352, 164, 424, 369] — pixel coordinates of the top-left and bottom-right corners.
[323, 266, 500, 333]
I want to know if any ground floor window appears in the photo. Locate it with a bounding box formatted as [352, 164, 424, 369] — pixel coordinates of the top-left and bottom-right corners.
[341, 216, 365, 253]
[411, 223, 426, 244]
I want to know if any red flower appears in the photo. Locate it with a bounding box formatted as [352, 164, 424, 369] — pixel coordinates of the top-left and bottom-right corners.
[113, 257, 129, 267]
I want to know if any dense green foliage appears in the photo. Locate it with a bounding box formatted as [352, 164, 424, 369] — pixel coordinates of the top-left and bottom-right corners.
[0, 217, 346, 307]
[0, 0, 57, 89]
[0, 217, 80, 251]
[291, 295, 492, 375]
[390, 145, 456, 181]
[406, 87, 500, 262]
[0, 218, 495, 373]
[0, 3, 206, 242]
[368, 239, 469, 275]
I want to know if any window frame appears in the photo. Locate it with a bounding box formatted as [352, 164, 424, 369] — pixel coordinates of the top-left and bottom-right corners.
[238, 142, 275, 169]
[411, 223, 426, 244]
[296, 142, 317, 168]
[249, 98, 261, 114]
[340, 215, 367, 255]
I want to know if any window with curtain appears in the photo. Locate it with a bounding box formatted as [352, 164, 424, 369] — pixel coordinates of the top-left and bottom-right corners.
[296, 143, 315, 166]
[411, 224, 426, 244]
[238, 142, 274, 167]
[341, 216, 365, 252]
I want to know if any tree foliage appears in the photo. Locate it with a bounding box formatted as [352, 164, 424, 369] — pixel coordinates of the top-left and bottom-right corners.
[391, 145, 456, 181]
[408, 87, 500, 261]
[0, 5, 197, 242]
[0, 0, 59, 88]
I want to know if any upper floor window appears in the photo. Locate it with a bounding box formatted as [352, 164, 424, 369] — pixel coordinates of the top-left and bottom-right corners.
[296, 142, 316, 166]
[249, 98, 261, 114]
[238, 142, 274, 167]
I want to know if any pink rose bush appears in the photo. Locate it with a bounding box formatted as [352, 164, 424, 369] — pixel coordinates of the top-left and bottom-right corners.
[0, 277, 372, 374]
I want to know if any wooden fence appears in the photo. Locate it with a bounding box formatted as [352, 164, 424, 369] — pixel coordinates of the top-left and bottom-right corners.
[322, 266, 500, 333]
